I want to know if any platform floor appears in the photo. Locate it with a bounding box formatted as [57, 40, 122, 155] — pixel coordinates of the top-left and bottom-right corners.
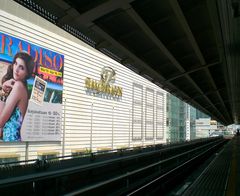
[183, 136, 240, 196]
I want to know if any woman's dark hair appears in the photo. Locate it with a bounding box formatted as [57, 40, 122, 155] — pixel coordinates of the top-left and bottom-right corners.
[1, 52, 34, 85]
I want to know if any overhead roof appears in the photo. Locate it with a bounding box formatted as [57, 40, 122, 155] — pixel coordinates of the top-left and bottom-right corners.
[15, 0, 240, 125]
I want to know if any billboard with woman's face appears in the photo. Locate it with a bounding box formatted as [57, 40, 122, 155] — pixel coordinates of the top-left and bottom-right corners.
[0, 32, 64, 142]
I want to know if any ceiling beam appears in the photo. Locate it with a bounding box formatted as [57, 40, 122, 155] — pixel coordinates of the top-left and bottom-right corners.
[168, 1, 228, 123]
[204, 68, 232, 122]
[168, 0, 229, 122]
[122, 5, 225, 123]
[49, 0, 70, 10]
[186, 74, 227, 123]
[95, 40, 111, 49]
[216, 0, 237, 124]
[57, 0, 135, 27]
[194, 87, 225, 97]
[151, 15, 170, 26]
[169, 0, 206, 65]
[125, 7, 185, 73]
[166, 61, 219, 82]
[91, 25, 166, 82]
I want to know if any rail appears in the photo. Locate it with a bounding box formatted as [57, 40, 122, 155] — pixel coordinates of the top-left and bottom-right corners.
[0, 137, 226, 195]
[63, 139, 226, 195]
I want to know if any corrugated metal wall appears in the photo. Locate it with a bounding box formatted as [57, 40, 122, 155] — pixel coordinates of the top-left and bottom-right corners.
[0, 0, 167, 161]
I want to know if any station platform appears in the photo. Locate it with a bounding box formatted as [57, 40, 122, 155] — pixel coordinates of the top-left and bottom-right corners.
[182, 136, 240, 196]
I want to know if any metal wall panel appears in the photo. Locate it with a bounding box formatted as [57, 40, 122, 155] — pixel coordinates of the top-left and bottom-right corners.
[132, 83, 143, 140]
[156, 92, 164, 139]
[145, 88, 154, 140]
[0, 1, 167, 161]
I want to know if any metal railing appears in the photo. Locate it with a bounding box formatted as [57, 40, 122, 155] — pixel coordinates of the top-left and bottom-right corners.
[0, 137, 226, 195]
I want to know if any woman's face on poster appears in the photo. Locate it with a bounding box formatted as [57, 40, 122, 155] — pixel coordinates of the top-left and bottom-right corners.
[13, 57, 28, 81]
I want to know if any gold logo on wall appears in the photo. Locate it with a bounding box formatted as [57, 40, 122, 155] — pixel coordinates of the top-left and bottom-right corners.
[100, 66, 116, 85]
[85, 66, 122, 97]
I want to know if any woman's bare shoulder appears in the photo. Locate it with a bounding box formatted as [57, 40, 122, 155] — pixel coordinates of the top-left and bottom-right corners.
[12, 81, 27, 92]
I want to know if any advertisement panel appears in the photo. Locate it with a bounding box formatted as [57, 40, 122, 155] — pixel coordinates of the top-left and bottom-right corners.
[0, 32, 64, 142]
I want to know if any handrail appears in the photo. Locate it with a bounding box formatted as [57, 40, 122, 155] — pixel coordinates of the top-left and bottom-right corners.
[0, 138, 224, 188]
[61, 140, 226, 195]
[0, 137, 221, 167]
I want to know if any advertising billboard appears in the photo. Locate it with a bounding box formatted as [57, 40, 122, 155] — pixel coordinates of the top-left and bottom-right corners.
[0, 32, 64, 142]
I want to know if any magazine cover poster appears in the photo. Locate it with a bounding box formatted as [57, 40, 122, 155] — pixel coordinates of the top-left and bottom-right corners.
[0, 32, 64, 142]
